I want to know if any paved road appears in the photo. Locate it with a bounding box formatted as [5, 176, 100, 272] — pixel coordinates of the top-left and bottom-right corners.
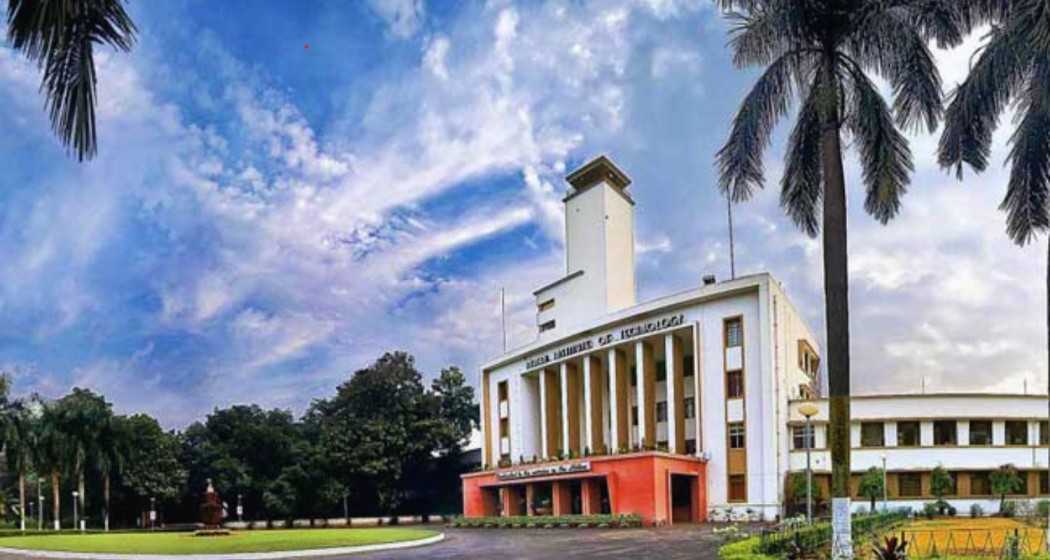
[0, 526, 721, 560]
[345, 526, 721, 560]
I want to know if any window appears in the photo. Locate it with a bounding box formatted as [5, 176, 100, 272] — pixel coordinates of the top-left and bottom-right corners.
[970, 472, 991, 496]
[1006, 421, 1028, 445]
[934, 421, 957, 445]
[728, 423, 746, 449]
[656, 401, 668, 422]
[728, 475, 746, 502]
[1041, 421, 1049, 445]
[683, 356, 694, 378]
[969, 420, 992, 445]
[538, 299, 555, 312]
[631, 405, 638, 426]
[897, 421, 920, 447]
[684, 397, 696, 420]
[899, 473, 922, 497]
[726, 370, 744, 398]
[1015, 473, 1029, 495]
[685, 439, 697, 455]
[725, 318, 743, 348]
[498, 381, 510, 460]
[539, 320, 556, 333]
[793, 425, 815, 450]
[656, 361, 666, 382]
[861, 422, 885, 447]
[1041, 472, 1049, 495]
[630, 366, 637, 387]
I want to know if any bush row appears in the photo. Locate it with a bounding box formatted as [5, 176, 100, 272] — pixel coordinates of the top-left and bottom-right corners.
[450, 513, 642, 529]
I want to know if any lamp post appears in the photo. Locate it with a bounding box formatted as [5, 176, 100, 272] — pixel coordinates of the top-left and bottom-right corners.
[150, 496, 156, 530]
[72, 491, 79, 532]
[237, 494, 243, 522]
[37, 477, 42, 531]
[343, 492, 349, 522]
[799, 403, 819, 524]
[881, 452, 888, 512]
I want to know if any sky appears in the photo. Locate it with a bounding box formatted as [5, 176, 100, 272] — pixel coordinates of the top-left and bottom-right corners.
[0, 0, 1045, 429]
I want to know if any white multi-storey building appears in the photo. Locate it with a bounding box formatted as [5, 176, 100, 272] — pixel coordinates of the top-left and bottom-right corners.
[461, 155, 1050, 525]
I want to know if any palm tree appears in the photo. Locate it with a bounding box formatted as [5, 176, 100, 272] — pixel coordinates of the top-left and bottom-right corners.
[54, 388, 113, 530]
[3, 402, 35, 532]
[5, 0, 137, 161]
[96, 415, 128, 532]
[936, 0, 1050, 534]
[36, 402, 66, 531]
[715, 0, 962, 551]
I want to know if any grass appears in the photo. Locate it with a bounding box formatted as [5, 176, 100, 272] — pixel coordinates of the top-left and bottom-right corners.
[892, 517, 1046, 558]
[0, 528, 438, 554]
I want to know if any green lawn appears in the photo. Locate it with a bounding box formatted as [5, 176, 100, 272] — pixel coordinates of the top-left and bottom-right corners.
[0, 528, 438, 554]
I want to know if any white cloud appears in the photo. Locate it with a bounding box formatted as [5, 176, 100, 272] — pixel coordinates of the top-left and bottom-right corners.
[368, 0, 426, 39]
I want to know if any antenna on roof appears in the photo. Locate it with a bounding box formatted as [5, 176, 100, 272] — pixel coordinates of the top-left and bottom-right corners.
[726, 193, 736, 280]
[499, 287, 507, 353]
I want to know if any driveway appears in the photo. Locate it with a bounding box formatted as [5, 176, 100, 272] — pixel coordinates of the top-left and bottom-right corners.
[343, 525, 721, 560]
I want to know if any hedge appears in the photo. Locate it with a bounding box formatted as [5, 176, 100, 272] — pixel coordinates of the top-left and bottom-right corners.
[450, 513, 642, 529]
[719, 511, 907, 560]
[718, 537, 776, 560]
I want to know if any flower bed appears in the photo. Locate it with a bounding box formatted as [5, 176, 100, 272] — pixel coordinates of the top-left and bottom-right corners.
[450, 514, 642, 529]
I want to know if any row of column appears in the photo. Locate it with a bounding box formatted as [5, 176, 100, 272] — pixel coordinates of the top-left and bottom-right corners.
[538, 333, 687, 457]
[498, 479, 604, 517]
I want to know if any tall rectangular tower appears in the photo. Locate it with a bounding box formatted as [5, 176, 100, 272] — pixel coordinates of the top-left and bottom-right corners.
[534, 156, 637, 338]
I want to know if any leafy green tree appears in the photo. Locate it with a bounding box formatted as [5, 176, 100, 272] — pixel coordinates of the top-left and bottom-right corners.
[181, 405, 299, 519]
[858, 467, 885, 512]
[5, 0, 137, 161]
[52, 388, 114, 528]
[990, 464, 1024, 513]
[35, 399, 67, 530]
[930, 465, 954, 513]
[0, 378, 34, 531]
[716, 2, 963, 549]
[116, 415, 185, 525]
[429, 367, 479, 455]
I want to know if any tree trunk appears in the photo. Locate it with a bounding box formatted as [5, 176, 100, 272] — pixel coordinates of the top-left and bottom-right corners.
[104, 474, 110, 532]
[51, 471, 60, 531]
[19, 473, 25, 532]
[820, 54, 851, 558]
[78, 470, 86, 530]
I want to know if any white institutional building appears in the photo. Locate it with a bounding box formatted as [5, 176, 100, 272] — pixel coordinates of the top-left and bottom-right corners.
[462, 156, 1050, 524]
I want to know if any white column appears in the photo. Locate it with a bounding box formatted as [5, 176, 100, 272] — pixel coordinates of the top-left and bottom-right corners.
[583, 356, 594, 452]
[665, 333, 678, 454]
[607, 349, 619, 451]
[561, 363, 571, 456]
[539, 371, 549, 458]
[635, 341, 647, 447]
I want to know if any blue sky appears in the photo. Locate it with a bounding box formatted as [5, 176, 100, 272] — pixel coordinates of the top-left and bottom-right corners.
[1, 0, 1045, 428]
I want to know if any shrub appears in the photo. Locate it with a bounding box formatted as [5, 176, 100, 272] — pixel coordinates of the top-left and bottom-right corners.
[1001, 500, 1018, 518]
[1039, 500, 1050, 518]
[872, 535, 908, 560]
[922, 502, 938, 519]
[970, 503, 984, 518]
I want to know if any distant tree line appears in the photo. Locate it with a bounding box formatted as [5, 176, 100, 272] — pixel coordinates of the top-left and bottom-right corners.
[0, 352, 477, 529]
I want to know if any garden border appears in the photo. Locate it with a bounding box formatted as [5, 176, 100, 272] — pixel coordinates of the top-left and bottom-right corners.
[0, 532, 444, 560]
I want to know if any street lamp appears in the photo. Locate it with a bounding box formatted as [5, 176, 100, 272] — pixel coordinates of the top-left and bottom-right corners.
[237, 494, 243, 522]
[37, 477, 43, 531]
[343, 492, 349, 522]
[881, 452, 888, 512]
[150, 496, 156, 530]
[72, 491, 79, 532]
[798, 402, 819, 524]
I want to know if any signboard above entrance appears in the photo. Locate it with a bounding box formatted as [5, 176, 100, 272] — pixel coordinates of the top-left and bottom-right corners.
[525, 313, 685, 370]
[496, 462, 591, 481]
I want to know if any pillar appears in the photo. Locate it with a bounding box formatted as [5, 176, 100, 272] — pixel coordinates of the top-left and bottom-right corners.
[539, 370, 549, 458]
[583, 356, 593, 453]
[526, 483, 536, 516]
[586, 355, 605, 453]
[500, 487, 513, 517]
[552, 481, 571, 516]
[608, 349, 621, 452]
[581, 479, 601, 515]
[666, 334, 685, 453]
[636, 341, 655, 446]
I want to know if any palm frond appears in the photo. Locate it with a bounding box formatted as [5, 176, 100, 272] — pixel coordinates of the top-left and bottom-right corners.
[6, 0, 137, 161]
[717, 51, 810, 201]
[1000, 60, 1050, 245]
[846, 7, 943, 133]
[843, 59, 914, 224]
[780, 78, 823, 237]
[726, 1, 808, 68]
[938, 21, 1032, 176]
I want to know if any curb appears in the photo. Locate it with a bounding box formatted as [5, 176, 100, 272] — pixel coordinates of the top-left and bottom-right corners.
[0, 533, 445, 560]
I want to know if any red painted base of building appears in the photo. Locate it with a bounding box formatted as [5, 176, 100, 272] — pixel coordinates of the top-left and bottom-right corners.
[461, 452, 707, 526]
